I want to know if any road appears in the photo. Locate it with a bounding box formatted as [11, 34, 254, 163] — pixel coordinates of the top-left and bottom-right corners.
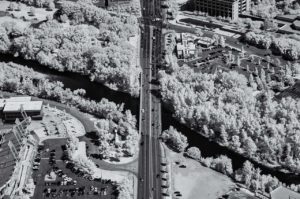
[137, 0, 163, 198]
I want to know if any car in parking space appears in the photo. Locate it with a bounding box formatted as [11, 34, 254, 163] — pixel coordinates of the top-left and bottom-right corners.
[176, 193, 182, 197]
[34, 157, 40, 162]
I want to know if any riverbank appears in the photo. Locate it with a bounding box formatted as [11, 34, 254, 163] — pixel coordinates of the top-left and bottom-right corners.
[161, 102, 300, 185]
[0, 53, 139, 114]
[0, 0, 141, 96]
[0, 91, 138, 198]
[1, 56, 300, 185]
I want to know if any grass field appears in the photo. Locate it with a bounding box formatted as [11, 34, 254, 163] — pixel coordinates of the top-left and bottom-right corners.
[166, 148, 235, 199]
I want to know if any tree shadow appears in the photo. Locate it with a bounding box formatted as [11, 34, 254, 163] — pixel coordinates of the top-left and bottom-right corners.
[109, 156, 120, 162]
[30, 20, 47, 29]
[85, 131, 100, 146]
[179, 0, 195, 11]
[151, 89, 162, 98]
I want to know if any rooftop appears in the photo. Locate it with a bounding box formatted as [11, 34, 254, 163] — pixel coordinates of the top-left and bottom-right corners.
[293, 20, 300, 28]
[5, 97, 31, 102]
[271, 186, 300, 199]
[3, 101, 43, 113]
[0, 103, 5, 109]
[0, 131, 21, 188]
[276, 14, 298, 22]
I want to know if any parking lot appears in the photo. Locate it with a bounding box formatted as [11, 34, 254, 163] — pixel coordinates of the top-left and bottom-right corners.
[32, 139, 118, 199]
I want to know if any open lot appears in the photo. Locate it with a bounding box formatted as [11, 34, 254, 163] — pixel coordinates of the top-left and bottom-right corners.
[32, 139, 118, 199]
[166, 148, 235, 199]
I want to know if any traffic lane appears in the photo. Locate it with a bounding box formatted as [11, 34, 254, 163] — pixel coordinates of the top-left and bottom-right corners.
[148, 28, 154, 197]
[139, 1, 163, 198]
[151, 104, 161, 199]
[140, 91, 151, 198]
[139, 135, 148, 199]
[146, 135, 151, 199]
[139, 83, 151, 196]
[140, 25, 154, 199]
[138, 75, 147, 196]
[138, 135, 145, 197]
[153, 140, 162, 199]
[150, 17, 163, 199]
[138, 27, 152, 199]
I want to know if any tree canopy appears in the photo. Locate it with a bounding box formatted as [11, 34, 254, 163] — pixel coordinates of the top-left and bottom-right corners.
[159, 65, 300, 173]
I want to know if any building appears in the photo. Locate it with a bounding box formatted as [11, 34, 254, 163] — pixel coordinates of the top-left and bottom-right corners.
[238, 0, 250, 13]
[270, 186, 300, 199]
[174, 33, 216, 59]
[96, 0, 131, 8]
[196, 37, 215, 48]
[292, 20, 300, 30]
[0, 118, 39, 199]
[176, 33, 197, 59]
[0, 97, 43, 122]
[194, 0, 250, 20]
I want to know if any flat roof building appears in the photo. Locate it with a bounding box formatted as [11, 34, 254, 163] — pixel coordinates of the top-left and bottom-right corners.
[3, 101, 43, 113]
[5, 97, 31, 102]
[194, 0, 250, 20]
[196, 37, 215, 47]
[0, 97, 43, 122]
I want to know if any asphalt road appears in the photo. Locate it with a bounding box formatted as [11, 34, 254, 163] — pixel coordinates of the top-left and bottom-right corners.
[137, 0, 163, 198]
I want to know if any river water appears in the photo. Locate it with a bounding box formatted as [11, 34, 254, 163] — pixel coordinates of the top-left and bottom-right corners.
[1, 53, 300, 185]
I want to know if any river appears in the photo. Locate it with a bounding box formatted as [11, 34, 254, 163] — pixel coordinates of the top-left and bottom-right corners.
[1, 53, 300, 185]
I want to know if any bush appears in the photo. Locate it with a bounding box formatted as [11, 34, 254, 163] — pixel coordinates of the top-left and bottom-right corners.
[186, 147, 201, 160]
[200, 155, 233, 176]
[161, 126, 188, 153]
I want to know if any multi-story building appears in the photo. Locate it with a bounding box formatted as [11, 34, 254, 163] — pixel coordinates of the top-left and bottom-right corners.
[0, 118, 39, 199]
[194, 0, 250, 20]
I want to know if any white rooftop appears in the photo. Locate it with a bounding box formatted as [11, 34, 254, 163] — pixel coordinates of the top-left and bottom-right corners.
[0, 103, 5, 109]
[3, 101, 43, 112]
[6, 97, 32, 102]
[177, 43, 184, 51]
